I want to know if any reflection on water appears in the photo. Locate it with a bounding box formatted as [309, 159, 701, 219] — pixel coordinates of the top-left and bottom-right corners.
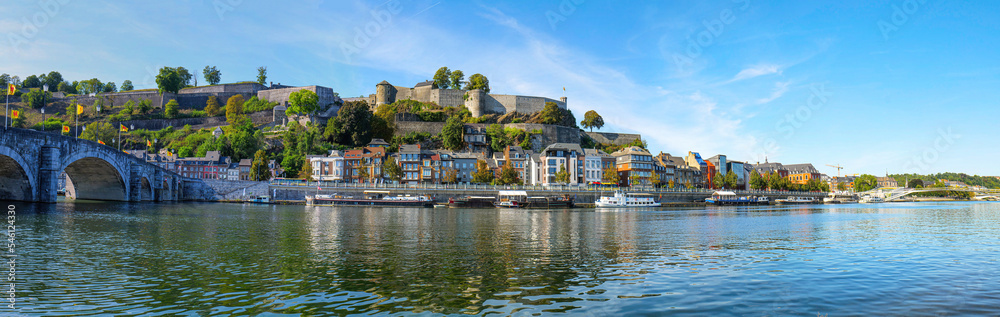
[7, 201, 1000, 315]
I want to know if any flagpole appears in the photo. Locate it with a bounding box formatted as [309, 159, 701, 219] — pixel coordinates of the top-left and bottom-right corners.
[4, 89, 8, 128]
[75, 103, 78, 138]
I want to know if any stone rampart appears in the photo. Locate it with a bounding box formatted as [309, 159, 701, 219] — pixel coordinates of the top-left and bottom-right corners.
[584, 132, 641, 145]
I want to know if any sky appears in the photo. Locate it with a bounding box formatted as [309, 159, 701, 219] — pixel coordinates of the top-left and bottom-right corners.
[2, 0, 999, 176]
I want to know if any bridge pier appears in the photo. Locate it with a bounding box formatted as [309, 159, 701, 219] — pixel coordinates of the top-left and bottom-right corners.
[128, 163, 141, 202]
[36, 145, 61, 203]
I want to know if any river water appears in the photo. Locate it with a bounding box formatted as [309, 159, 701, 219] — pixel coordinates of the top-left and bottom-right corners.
[4, 201, 1000, 316]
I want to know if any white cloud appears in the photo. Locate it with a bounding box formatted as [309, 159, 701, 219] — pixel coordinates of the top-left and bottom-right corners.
[731, 64, 782, 82]
[755, 81, 791, 104]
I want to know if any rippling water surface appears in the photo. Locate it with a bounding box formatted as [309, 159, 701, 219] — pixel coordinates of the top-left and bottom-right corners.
[6, 201, 1000, 315]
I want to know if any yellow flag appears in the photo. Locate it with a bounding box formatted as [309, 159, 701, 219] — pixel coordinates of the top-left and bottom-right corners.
[62, 125, 70, 133]
[76, 104, 84, 115]
[147, 140, 152, 147]
[10, 110, 18, 119]
[7, 84, 14, 95]
[120, 124, 128, 132]
[98, 140, 106, 145]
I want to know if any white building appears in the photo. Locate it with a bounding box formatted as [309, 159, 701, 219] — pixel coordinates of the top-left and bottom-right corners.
[584, 149, 609, 184]
[310, 150, 346, 182]
[538, 143, 586, 185]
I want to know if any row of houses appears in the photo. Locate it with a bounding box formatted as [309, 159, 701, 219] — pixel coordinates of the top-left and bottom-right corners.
[126, 150, 281, 181]
[297, 138, 838, 189]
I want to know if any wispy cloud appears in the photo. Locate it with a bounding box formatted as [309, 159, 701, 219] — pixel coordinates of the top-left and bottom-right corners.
[731, 64, 782, 82]
[755, 81, 791, 104]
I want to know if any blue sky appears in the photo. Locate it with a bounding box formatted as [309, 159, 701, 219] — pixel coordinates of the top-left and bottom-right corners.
[3, 0, 999, 176]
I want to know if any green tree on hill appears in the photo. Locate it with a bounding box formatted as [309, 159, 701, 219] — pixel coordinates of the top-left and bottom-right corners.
[176, 67, 194, 87]
[286, 89, 319, 115]
[204, 96, 222, 116]
[433, 67, 451, 89]
[226, 95, 246, 126]
[539, 102, 562, 124]
[257, 66, 267, 86]
[120, 80, 134, 91]
[156, 67, 183, 94]
[581, 110, 605, 132]
[450, 70, 464, 89]
[442, 115, 465, 151]
[464, 73, 490, 92]
[203, 66, 221, 85]
[164, 99, 179, 118]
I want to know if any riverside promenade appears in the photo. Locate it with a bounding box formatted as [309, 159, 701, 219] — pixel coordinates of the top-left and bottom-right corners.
[267, 180, 830, 205]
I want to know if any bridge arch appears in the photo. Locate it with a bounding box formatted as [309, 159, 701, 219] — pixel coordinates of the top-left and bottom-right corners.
[60, 153, 129, 201]
[140, 176, 152, 201]
[0, 145, 36, 202]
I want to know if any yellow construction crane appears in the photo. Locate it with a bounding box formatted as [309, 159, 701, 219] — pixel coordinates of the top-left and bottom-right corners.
[826, 164, 844, 177]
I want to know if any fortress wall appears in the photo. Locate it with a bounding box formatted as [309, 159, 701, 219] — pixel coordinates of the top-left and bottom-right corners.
[393, 86, 413, 101]
[431, 89, 465, 108]
[584, 131, 641, 145]
[413, 86, 432, 102]
[395, 120, 447, 135]
[178, 83, 264, 94]
[119, 110, 274, 131]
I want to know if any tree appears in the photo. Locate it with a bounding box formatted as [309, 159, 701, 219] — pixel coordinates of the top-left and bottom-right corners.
[256, 66, 267, 86]
[250, 150, 271, 181]
[203, 65, 221, 85]
[908, 179, 924, 188]
[750, 169, 765, 190]
[442, 115, 464, 151]
[43, 71, 62, 91]
[298, 158, 313, 180]
[837, 182, 848, 191]
[498, 161, 521, 185]
[540, 102, 563, 124]
[854, 174, 879, 192]
[176, 67, 193, 87]
[650, 171, 662, 187]
[57, 81, 71, 94]
[580, 110, 605, 132]
[725, 170, 738, 189]
[226, 94, 247, 126]
[156, 67, 183, 94]
[433, 67, 451, 89]
[358, 165, 370, 183]
[472, 160, 494, 184]
[22, 75, 41, 88]
[79, 122, 117, 144]
[713, 172, 725, 189]
[121, 80, 134, 91]
[21, 90, 49, 109]
[464, 73, 490, 92]
[103, 82, 117, 93]
[164, 99, 179, 118]
[486, 124, 509, 152]
[137, 99, 153, 114]
[602, 166, 620, 185]
[450, 70, 464, 89]
[668, 179, 676, 189]
[204, 96, 222, 116]
[331, 101, 373, 146]
[384, 156, 403, 183]
[555, 165, 570, 184]
[286, 89, 319, 115]
[443, 167, 458, 184]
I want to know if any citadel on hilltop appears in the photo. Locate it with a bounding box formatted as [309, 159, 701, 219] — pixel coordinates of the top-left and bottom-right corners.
[363, 80, 567, 117]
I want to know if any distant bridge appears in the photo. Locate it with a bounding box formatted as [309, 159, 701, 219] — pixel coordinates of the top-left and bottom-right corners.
[0, 127, 188, 203]
[858, 187, 998, 202]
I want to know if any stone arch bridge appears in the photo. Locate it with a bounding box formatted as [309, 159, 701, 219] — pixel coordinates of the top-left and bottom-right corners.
[0, 127, 191, 203]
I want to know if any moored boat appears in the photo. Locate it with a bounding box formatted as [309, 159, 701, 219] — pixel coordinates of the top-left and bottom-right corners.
[492, 191, 575, 209]
[705, 191, 770, 205]
[306, 190, 433, 207]
[449, 196, 497, 208]
[595, 191, 661, 208]
[774, 196, 821, 205]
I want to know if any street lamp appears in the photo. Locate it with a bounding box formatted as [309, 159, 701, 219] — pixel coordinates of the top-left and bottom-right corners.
[40, 108, 45, 131]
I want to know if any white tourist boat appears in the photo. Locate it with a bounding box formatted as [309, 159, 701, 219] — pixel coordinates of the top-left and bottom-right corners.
[595, 191, 661, 208]
[859, 195, 884, 204]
